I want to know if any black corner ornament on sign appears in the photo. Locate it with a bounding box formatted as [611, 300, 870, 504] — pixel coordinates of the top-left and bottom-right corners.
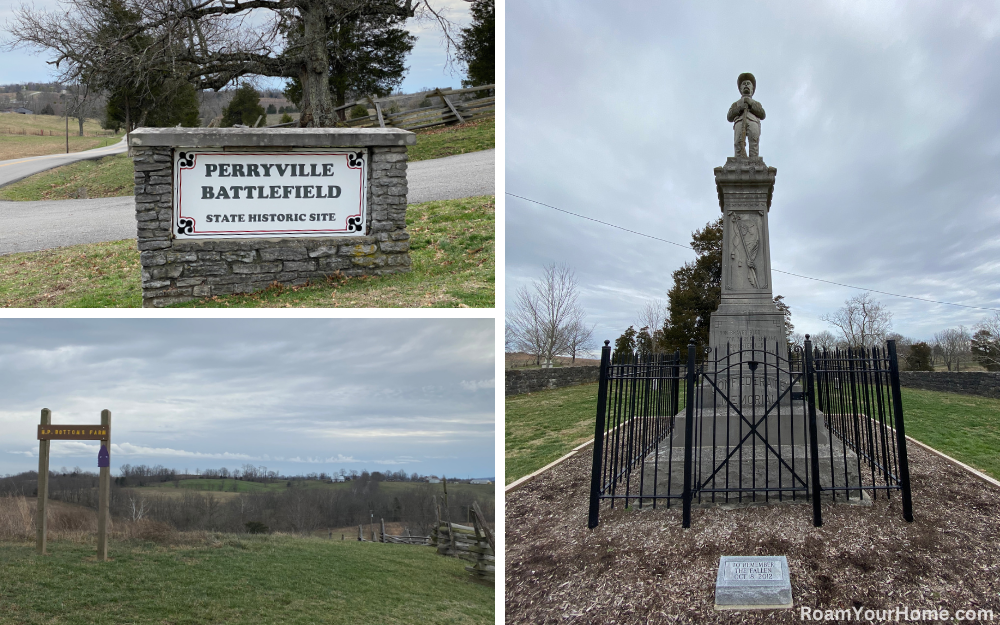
[347, 215, 363, 232]
[98, 444, 110, 468]
[177, 218, 194, 235]
[348, 151, 364, 168]
[177, 152, 195, 168]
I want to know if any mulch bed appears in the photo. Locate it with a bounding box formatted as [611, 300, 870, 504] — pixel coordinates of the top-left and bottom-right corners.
[505, 443, 1000, 623]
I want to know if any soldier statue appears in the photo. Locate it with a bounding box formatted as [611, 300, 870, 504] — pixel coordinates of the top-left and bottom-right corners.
[727, 73, 765, 158]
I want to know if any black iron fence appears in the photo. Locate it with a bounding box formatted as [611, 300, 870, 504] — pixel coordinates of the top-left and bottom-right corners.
[588, 336, 913, 529]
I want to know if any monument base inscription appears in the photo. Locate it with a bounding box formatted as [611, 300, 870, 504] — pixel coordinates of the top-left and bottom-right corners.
[715, 555, 792, 610]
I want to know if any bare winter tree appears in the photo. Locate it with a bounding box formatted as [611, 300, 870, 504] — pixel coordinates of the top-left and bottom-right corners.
[506, 264, 589, 367]
[808, 330, 839, 352]
[5, 0, 457, 128]
[563, 316, 595, 363]
[821, 293, 893, 349]
[972, 312, 1000, 371]
[934, 326, 971, 372]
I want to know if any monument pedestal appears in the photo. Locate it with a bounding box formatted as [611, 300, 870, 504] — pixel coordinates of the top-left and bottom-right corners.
[709, 156, 784, 359]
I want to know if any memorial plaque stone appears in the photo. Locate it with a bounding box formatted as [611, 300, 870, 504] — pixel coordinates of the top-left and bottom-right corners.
[714, 555, 792, 610]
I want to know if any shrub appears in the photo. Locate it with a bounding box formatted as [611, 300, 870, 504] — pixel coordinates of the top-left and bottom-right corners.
[266, 103, 277, 114]
[245, 521, 269, 534]
[40, 103, 55, 115]
[280, 113, 293, 124]
[349, 103, 371, 120]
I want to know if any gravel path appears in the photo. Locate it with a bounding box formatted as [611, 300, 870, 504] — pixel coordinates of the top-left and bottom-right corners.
[505, 442, 1000, 624]
[0, 150, 495, 256]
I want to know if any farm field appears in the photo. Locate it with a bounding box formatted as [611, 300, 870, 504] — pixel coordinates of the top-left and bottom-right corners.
[0, 195, 494, 308]
[504, 382, 1000, 484]
[0, 534, 494, 625]
[0, 112, 119, 160]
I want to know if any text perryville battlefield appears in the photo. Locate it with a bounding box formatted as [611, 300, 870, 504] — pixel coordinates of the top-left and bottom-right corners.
[176, 151, 366, 238]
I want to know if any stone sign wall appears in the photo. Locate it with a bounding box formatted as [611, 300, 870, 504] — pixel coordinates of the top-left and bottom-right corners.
[505, 366, 600, 396]
[129, 127, 415, 307]
[897, 371, 1000, 400]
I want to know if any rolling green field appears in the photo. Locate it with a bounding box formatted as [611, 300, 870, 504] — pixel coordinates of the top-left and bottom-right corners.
[0, 112, 118, 160]
[0, 116, 493, 202]
[0, 195, 494, 308]
[504, 383, 1000, 485]
[0, 534, 493, 625]
[0, 152, 132, 201]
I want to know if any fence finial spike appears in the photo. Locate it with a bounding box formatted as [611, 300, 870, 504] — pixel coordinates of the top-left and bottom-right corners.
[805, 334, 810, 340]
[604, 340, 610, 346]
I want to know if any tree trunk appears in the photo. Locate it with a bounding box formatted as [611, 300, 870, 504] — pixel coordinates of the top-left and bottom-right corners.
[298, 1, 336, 128]
[77, 116, 85, 137]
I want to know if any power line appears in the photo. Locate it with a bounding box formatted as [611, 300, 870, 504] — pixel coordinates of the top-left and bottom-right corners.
[506, 192, 1000, 313]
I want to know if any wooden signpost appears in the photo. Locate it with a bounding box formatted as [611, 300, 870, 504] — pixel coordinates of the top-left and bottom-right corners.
[36, 408, 111, 560]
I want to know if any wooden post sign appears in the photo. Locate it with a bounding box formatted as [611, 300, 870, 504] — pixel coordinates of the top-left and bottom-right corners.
[36, 408, 112, 560]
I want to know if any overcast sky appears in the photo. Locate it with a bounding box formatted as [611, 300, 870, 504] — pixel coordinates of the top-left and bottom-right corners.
[0, 319, 494, 479]
[0, 0, 472, 93]
[507, 1, 1000, 348]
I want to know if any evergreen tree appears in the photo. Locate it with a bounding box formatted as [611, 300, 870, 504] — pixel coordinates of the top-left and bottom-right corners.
[657, 217, 792, 353]
[659, 218, 724, 353]
[266, 103, 277, 114]
[613, 326, 637, 362]
[221, 85, 266, 127]
[284, 8, 415, 121]
[457, 0, 494, 87]
[905, 342, 934, 371]
[971, 330, 1000, 371]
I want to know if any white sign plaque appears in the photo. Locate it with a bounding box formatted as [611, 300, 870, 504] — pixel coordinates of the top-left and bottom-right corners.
[173, 150, 367, 239]
[723, 560, 782, 581]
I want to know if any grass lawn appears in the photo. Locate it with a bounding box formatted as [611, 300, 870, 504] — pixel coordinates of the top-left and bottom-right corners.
[0, 152, 132, 201]
[407, 117, 494, 162]
[505, 383, 601, 485]
[0, 195, 494, 308]
[0, 116, 493, 201]
[0, 534, 493, 625]
[897, 387, 1000, 480]
[504, 383, 1000, 485]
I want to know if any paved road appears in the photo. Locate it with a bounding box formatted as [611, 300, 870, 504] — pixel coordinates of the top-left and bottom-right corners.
[0, 148, 494, 256]
[0, 138, 128, 188]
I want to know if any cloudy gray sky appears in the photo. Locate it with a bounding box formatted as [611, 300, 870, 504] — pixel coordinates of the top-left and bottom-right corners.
[0, 1, 473, 93]
[506, 1, 1000, 348]
[0, 319, 494, 478]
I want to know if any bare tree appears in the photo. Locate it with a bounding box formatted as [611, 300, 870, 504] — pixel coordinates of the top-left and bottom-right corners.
[127, 492, 150, 522]
[506, 264, 588, 367]
[563, 316, 595, 363]
[5, 0, 456, 128]
[635, 298, 668, 337]
[809, 330, 839, 352]
[972, 313, 1000, 371]
[821, 293, 893, 349]
[934, 326, 971, 371]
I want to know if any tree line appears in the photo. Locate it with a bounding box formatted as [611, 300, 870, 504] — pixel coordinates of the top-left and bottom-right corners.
[4, 0, 494, 131]
[505, 216, 1000, 373]
[0, 469, 492, 536]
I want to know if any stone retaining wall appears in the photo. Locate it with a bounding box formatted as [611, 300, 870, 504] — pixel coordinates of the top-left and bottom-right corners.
[505, 366, 600, 396]
[898, 371, 1000, 400]
[129, 127, 414, 307]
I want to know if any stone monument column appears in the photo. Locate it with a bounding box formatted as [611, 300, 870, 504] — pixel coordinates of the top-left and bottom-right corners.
[708, 156, 786, 358]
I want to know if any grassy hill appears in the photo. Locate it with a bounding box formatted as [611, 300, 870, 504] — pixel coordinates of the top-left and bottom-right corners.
[0, 112, 119, 160]
[0, 534, 493, 624]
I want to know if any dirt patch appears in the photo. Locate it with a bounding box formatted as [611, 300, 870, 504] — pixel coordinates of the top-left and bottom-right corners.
[505, 443, 1000, 623]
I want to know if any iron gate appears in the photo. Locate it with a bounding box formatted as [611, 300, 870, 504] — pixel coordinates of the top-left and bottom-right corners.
[588, 336, 913, 529]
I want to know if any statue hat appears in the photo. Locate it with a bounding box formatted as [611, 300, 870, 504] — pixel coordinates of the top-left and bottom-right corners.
[737, 72, 756, 95]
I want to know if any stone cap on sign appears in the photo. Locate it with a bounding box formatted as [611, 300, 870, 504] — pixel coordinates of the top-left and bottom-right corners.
[128, 127, 416, 148]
